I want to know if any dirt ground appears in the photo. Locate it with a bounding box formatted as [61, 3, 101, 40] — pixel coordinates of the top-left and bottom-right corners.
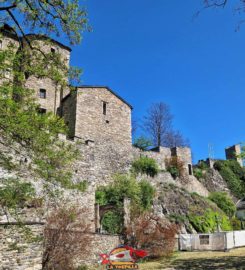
[139, 247, 245, 270]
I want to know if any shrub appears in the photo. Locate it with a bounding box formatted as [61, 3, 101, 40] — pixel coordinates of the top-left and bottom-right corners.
[43, 205, 91, 270]
[101, 210, 124, 234]
[165, 156, 184, 179]
[188, 208, 232, 233]
[96, 175, 156, 234]
[125, 213, 178, 258]
[193, 168, 203, 179]
[139, 180, 155, 210]
[132, 156, 159, 177]
[214, 160, 245, 198]
[95, 175, 155, 212]
[208, 192, 236, 218]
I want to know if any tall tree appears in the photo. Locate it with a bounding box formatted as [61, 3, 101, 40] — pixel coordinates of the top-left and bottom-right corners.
[0, 0, 89, 45]
[143, 102, 173, 147]
[143, 102, 188, 148]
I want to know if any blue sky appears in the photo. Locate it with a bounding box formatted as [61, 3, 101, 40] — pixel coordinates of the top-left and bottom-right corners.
[69, 1, 244, 163]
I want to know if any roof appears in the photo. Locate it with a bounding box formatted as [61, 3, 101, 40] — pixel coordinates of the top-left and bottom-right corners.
[24, 34, 72, 52]
[77, 86, 133, 109]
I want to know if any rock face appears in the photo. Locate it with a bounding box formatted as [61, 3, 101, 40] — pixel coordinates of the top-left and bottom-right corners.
[200, 168, 231, 195]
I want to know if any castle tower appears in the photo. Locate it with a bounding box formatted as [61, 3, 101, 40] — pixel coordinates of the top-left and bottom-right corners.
[225, 144, 243, 167]
[22, 34, 71, 115]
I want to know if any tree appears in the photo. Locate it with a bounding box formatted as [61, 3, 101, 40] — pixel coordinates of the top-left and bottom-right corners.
[0, 0, 88, 221]
[201, 1, 245, 29]
[143, 102, 188, 148]
[143, 102, 173, 147]
[162, 130, 190, 148]
[133, 136, 152, 151]
[0, 1, 89, 45]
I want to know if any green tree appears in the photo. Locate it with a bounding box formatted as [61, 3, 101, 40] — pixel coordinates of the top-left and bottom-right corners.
[0, 0, 89, 220]
[133, 136, 152, 151]
[0, 1, 89, 45]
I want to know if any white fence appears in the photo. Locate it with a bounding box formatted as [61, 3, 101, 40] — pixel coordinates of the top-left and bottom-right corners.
[179, 231, 245, 251]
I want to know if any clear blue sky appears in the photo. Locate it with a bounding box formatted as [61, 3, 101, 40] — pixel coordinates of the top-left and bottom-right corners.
[69, 0, 244, 163]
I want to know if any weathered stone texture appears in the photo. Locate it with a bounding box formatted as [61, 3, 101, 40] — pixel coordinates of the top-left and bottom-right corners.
[0, 225, 43, 270]
[74, 87, 132, 148]
[225, 144, 243, 167]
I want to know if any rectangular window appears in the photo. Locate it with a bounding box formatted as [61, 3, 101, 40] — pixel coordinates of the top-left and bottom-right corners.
[188, 164, 193, 175]
[199, 235, 209, 245]
[39, 89, 46, 99]
[103, 101, 107, 115]
[0, 40, 3, 50]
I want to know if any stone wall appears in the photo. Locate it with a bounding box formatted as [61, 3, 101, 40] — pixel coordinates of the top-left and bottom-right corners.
[0, 224, 43, 270]
[72, 87, 132, 148]
[79, 234, 121, 265]
[225, 144, 243, 167]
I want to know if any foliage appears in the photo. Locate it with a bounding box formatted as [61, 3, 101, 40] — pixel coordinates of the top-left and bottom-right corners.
[0, 23, 85, 218]
[1, 1, 89, 45]
[96, 175, 155, 234]
[139, 180, 155, 210]
[208, 192, 236, 218]
[0, 178, 36, 211]
[214, 160, 245, 198]
[193, 168, 203, 180]
[96, 174, 155, 211]
[131, 156, 159, 177]
[43, 205, 91, 270]
[230, 217, 242, 230]
[101, 210, 124, 234]
[188, 208, 232, 233]
[193, 161, 209, 179]
[165, 156, 184, 179]
[125, 213, 178, 258]
[133, 136, 152, 151]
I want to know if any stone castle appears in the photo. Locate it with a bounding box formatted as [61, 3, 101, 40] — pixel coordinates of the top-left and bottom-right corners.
[0, 26, 244, 269]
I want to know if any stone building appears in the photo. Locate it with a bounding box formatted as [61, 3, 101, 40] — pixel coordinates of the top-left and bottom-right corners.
[225, 144, 243, 167]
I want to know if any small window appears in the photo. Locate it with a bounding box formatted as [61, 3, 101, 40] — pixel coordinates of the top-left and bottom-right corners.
[199, 235, 209, 245]
[103, 101, 107, 115]
[51, 47, 56, 53]
[0, 40, 3, 50]
[188, 164, 193, 175]
[38, 108, 46, 114]
[39, 89, 46, 99]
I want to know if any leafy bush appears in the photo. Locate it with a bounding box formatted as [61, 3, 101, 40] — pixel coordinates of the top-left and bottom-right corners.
[165, 156, 184, 179]
[132, 156, 159, 177]
[96, 175, 156, 234]
[214, 160, 245, 198]
[139, 180, 155, 210]
[188, 208, 232, 233]
[193, 168, 203, 179]
[95, 175, 155, 211]
[101, 211, 124, 234]
[208, 192, 236, 218]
